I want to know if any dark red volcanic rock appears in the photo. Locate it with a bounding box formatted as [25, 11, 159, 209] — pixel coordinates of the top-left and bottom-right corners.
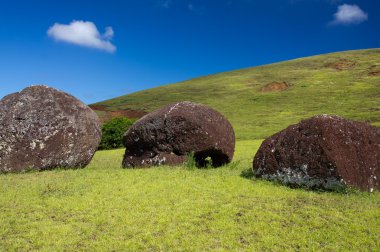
[122, 101, 235, 168]
[0, 85, 101, 172]
[253, 115, 380, 191]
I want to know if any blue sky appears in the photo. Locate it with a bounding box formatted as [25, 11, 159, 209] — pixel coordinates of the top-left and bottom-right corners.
[0, 0, 379, 104]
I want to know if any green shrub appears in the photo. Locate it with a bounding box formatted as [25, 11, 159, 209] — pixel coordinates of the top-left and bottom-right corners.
[184, 152, 197, 170]
[98, 117, 136, 150]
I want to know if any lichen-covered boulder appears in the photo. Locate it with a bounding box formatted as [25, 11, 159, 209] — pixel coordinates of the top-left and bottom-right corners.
[253, 115, 380, 191]
[0, 85, 101, 172]
[122, 101, 235, 168]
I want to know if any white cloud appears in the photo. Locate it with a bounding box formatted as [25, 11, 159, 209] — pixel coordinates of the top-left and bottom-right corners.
[47, 20, 116, 53]
[331, 4, 368, 25]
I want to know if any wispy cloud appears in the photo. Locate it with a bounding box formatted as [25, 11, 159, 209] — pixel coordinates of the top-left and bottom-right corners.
[290, 0, 341, 4]
[330, 4, 368, 25]
[161, 0, 171, 8]
[47, 20, 116, 53]
[159, 0, 199, 13]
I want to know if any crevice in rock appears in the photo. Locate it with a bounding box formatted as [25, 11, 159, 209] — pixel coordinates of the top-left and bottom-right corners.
[194, 149, 229, 168]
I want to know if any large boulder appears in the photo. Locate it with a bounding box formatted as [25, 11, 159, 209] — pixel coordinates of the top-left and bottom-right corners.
[0, 85, 101, 172]
[122, 101, 235, 168]
[253, 115, 380, 191]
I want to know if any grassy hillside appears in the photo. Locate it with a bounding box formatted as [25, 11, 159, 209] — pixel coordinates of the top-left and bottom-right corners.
[1, 141, 379, 251]
[92, 49, 380, 140]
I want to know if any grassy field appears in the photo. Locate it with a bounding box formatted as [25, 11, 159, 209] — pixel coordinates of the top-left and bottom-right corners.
[1, 141, 379, 251]
[1, 49, 379, 251]
[92, 49, 380, 140]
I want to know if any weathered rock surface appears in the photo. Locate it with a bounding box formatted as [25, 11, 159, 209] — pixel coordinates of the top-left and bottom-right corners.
[122, 101, 235, 168]
[253, 115, 380, 191]
[0, 85, 101, 172]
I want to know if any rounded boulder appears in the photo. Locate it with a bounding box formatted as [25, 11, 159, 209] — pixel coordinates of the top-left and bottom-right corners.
[0, 85, 101, 172]
[253, 115, 380, 191]
[122, 101, 235, 168]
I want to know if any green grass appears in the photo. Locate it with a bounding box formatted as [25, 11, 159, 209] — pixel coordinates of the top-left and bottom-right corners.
[1, 141, 379, 251]
[2, 49, 380, 250]
[92, 49, 380, 140]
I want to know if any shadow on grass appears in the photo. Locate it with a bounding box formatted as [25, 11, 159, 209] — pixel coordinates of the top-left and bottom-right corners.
[240, 169, 364, 195]
[238, 167, 364, 195]
[240, 168, 255, 179]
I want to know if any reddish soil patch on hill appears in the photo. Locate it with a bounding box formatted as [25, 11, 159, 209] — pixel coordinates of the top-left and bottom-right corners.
[89, 105, 147, 123]
[109, 109, 147, 118]
[89, 105, 108, 111]
[368, 70, 380, 76]
[260, 81, 289, 92]
[325, 59, 356, 71]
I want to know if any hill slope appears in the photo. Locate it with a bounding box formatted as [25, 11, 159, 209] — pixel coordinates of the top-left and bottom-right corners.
[91, 49, 380, 140]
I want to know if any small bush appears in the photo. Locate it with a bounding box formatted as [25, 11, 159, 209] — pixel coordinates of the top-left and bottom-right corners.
[98, 117, 136, 150]
[184, 153, 217, 169]
[184, 152, 197, 170]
